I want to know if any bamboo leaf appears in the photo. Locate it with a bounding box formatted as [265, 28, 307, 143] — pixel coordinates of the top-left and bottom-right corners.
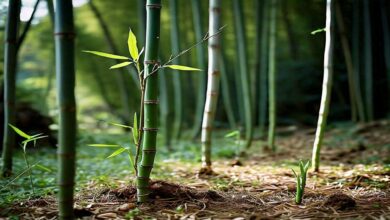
[164, 65, 202, 71]
[291, 168, 298, 178]
[106, 147, 127, 159]
[128, 29, 139, 61]
[224, 130, 239, 138]
[109, 61, 132, 69]
[133, 113, 139, 145]
[83, 50, 130, 60]
[9, 124, 30, 139]
[311, 28, 326, 35]
[88, 144, 121, 148]
[128, 151, 136, 174]
[35, 164, 52, 172]
[106, 121, 132, 129]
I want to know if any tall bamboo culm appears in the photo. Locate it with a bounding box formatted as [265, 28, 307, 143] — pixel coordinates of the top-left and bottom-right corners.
[137, 0, 161, 203]
[258, 0, 269, 137]
[335, 2, 364, 122]
[380, 0, 390, 105]
[55, 0, 77, 218]
[268, 0, 277, 151]
[311, 0, 334, 172]
[200, 0, 221, 173]
[2, 0, 21, 177]
[363, 0, 373, 121]
[232, 0, 253, 150]
[190, 0, 207, 139]
[170, 0, 183, 140]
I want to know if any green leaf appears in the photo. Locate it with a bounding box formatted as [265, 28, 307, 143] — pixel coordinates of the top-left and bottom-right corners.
[133, 113, 139, 145]
[311, 28, 326, 35]
[83, 50, 129, 60]
[106, 121, 132, 129]
[128, 152, 136, 174]
[109, 61, 132, 69]
[9, 124, 30, 139]
[88, 144, 121, 148]
[128, 29, 139, 61]
[224, 130, 239, 138]
[164, 65, 202, 71]
[35, 164, 52, 172]
[107, 147, 127, 159]
[291, 168, 298, 178]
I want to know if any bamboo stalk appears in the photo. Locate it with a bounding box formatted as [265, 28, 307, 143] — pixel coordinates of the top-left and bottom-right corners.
[380, 0, 390, 105]
[220, 48, 237, 129]
[200, 0, 221, 172]
[190, 0, 207, 139]
[55, 0, 77, 218]
[312, 0, 334, 172]
[169, 0, 183, 140]
[137, 0, 161, 203]
[363, 0, 373, 121]
[268, 0, 277, 151]
[16, 0, 40, 52]
[2, 0, 20, 177]
[138, 0, 147, 46]
[258, 0, 269, 137]
[352, 0, 365, 122]
[335, 2, 364, 122]
[233, 0, 253, 149]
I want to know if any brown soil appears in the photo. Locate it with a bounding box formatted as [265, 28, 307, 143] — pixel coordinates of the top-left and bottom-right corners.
[1, 121, 390, 219]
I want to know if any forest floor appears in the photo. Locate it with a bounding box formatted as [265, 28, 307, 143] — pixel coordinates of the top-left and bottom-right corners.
[0, 120, 389, 219]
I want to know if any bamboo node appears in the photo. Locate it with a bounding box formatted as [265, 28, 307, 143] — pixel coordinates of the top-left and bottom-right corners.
[146, 3, 162, 9]
[139, 165, 154, 170]
[142, 127, 159, 132]
[57, 182, 75, 187]
[202, 126, 213, 130]
[144, 60, 160, 65]
[209, 44, 220, 49]
[207, 91, 218, 96]
[136, 176, 150, 180]
[211, 71, 220, 76]
[144, 99, 159, 104]
[142, 149, 157, 153]
[57, 152, 76, 159]
[210, 7, 221, 13]
[54, 32, 76, 39]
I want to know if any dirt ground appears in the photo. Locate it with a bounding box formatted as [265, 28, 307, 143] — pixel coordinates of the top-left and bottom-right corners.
[1, 121, 390, 219]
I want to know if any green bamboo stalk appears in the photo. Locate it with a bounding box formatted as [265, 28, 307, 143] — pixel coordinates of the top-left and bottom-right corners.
[380, 0, 390, 105]
[352, 0, 365, 122]
[16, 0, 40, 52]
[335, 2, 363, 122]
[233, 0, 253, 149]
[363, 0, 373, 121]
[312, 0, 334, 172]
[169, 0, 183, 140]
[46, 0, 54, 24]
[138, 0, 146, 46]
[200, 0, 221, 172]
[158, 67, 172, 150]
[190, 0, 207, 139]
[220, 48, 237, 129]
[2, 0, 20, 177]
[137, 0, 161, 203]
[268, 0, 277, 151]
[55, 0, 77, 218]
[281, 0, 299, 60]
[258, 0, 269, 137]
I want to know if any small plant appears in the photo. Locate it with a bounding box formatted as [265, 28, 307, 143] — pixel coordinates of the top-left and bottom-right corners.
[291, 160, 310, 204]
[1, 124, 51, 193]
[84, 28, 223, 202]
[224, 130, 241, 156]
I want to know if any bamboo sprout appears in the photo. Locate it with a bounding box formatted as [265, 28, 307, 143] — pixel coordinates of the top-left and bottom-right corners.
[190, 0, 207, 139]
[312, 0, 334, 172]
[268, 0, 277, 151]
[136, 0, 161, 203]
[2, 0, 20, 177]
[55, 0, 77, 218]
[200, 0, 221, 173]
[233, 0, 253, 149]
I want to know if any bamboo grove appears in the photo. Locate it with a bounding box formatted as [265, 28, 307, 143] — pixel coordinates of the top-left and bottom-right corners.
[1, 0, 390, 218]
